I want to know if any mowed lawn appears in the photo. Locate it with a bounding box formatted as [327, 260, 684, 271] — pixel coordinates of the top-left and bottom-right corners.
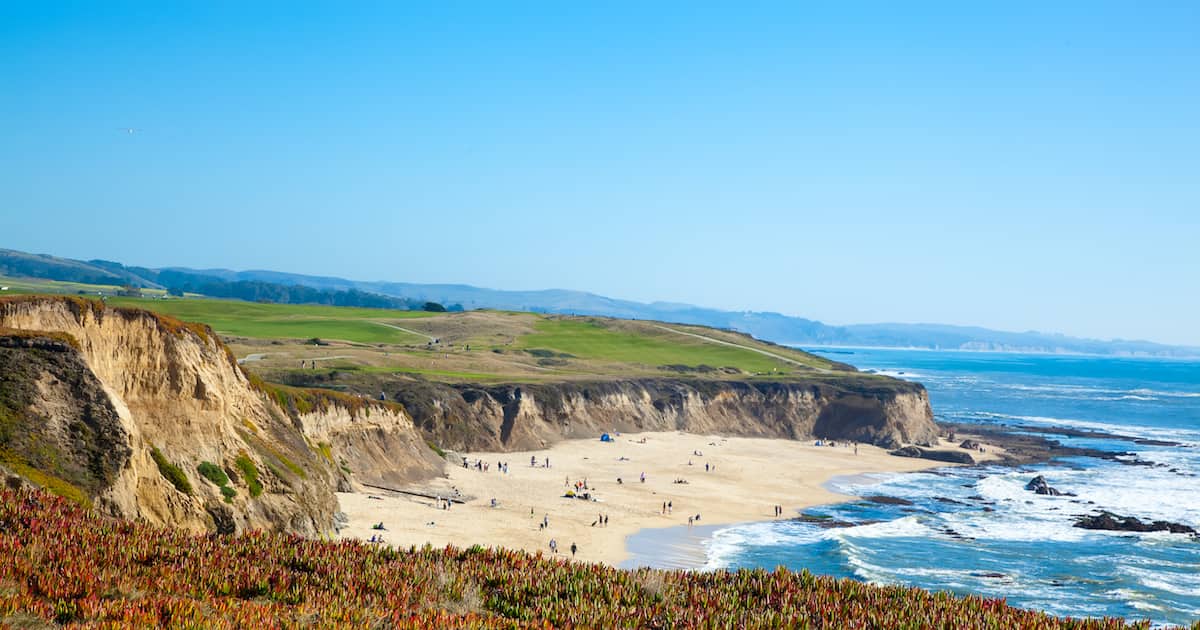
[107, 297, 433, 344]
[515, 318, 793, 373]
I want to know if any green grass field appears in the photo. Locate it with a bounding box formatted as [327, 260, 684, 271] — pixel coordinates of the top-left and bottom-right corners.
[515, 318, 803, 373]
[105, 297, 433, 345]
[6, 275, 843, 380]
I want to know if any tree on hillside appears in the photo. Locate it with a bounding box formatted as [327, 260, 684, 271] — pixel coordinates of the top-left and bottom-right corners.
[423, 301, 447, 312]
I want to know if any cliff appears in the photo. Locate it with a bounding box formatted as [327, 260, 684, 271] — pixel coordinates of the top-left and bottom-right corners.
[0, 296, 440, 535]
[391, 377, 939, 453]
[1, 295, 939, 536]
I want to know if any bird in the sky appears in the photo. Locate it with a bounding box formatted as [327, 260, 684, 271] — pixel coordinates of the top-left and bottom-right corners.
[118, 127, 141, 135]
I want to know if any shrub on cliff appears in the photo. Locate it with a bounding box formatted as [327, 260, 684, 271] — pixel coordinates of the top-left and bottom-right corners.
[197, 461, 229, 486]
[150, 447, 192, 495]
[234, 453, 263, 497]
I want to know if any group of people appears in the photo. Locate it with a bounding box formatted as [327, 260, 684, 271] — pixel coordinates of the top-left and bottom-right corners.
[548, 539, 579, 557]
[773, 504, 784, 517]
[531, 455, 551, 468]
[463, 458, 510, 474]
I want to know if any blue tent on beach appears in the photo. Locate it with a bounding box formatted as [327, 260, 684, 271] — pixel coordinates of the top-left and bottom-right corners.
[600, 433, 612, 442]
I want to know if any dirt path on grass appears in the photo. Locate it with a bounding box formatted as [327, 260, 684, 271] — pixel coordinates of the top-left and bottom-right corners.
[375, 321, 438, 342]
[649, 324, 830, 373]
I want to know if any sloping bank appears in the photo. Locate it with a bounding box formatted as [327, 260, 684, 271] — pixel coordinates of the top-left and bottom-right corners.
[0, 296, 441, 536]
[0, 295, 939, 536]
[391, 376, 940, 454]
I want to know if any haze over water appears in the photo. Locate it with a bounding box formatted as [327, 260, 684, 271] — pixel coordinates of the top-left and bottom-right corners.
[695, 349, 1200, 625]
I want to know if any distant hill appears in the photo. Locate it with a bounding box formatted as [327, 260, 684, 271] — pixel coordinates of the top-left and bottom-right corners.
[3, 247, 1196, 357]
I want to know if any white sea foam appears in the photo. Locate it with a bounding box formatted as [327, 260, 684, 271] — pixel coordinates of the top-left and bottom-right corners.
[1124, 567, 1200, 598]
[959, 411, 1200, 445]
[872, 369, 925, 379]
[701, 521, 826, 570]
[857, 515, 935, 537]
[996, 383, 1200, 400]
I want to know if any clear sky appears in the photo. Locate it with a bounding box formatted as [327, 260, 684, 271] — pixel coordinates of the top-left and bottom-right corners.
[2, 2, 1197, 345]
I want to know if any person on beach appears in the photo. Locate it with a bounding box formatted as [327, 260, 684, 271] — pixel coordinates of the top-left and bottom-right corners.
[661, 502, 666, 515]
[687, 515, 694, 528]
[570, 542, 577, 558]
[550, 539, 557, 554]
[640, 472, 646, 483]
[705, 463, 710, 472]
[603, 514, 609, 526]
[668, 501, 673, 514]
[531, 455, 537, 467]
[543, 514, 549, 528]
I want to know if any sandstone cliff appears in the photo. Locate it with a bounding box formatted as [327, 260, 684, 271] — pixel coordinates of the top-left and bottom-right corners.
[1, 296, 940, 536]
[0, 297, 439, 535]
[392, 377, 939, 453]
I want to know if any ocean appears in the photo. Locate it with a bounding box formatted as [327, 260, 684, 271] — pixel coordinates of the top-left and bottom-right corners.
[629, 348, 1200, 626]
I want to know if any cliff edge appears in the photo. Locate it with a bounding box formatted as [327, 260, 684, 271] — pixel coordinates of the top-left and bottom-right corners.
[0, 296, 440, 535]
[390, 377, 939, 454]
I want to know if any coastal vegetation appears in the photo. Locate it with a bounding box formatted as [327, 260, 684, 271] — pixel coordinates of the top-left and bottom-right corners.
[0, 487, 1180, 629]
[150, 446, 193, 496]
[234, 453, 263, 498]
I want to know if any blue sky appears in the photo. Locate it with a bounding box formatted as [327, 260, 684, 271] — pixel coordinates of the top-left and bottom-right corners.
[2, 2, 1198, 345]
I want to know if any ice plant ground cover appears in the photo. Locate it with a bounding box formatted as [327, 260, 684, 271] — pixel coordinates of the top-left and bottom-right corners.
[0, 488, 1190, 629]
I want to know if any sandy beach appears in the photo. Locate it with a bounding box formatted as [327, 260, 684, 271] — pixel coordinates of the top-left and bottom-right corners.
[337, 432, 1000, 566]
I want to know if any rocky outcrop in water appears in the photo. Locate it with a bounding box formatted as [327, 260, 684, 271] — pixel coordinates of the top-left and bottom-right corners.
[1025, 475, 1062, 496]
[889, 446, 976, 465]
[1074, 511, 1197, 536]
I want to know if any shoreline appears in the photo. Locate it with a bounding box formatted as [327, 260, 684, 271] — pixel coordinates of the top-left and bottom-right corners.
[618, 471, 904, 571]
[336, 431, 1000, 566]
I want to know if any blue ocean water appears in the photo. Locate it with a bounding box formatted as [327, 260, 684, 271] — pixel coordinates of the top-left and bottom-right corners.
[703, 349, 1200, 625]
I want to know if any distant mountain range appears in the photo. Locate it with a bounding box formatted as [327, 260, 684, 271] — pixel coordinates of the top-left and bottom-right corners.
[3, 247, 1196, 357]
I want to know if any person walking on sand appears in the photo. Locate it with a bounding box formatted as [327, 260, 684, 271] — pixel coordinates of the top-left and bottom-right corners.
[661, 501, 666, 515]
[687, 515, 694, 529]
[668, 501, 672, 515]
[640, 471, 646, 483]
[543, 514, 549, 528]
[570, 542, 577, 557]
[550, 539, 558, 554]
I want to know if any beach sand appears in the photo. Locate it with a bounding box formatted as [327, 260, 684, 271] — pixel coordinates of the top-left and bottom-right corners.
[337, 432, 1001, 566]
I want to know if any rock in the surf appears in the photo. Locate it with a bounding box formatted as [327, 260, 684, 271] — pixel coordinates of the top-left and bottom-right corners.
[1074, 511, 1197, 536]
[1025, 475, 1062, 496]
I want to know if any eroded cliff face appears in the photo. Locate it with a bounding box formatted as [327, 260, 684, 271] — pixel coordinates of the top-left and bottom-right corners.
[294, 404, 443, 491]
[394, 378, 939, 453]
[0, 295, 939, 536]
[0, 297, 343, 535]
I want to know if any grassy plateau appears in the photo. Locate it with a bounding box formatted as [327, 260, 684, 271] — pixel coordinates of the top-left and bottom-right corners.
[2, 276, 846, 384]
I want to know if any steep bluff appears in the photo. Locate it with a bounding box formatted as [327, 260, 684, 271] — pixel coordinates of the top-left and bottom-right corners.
[391, 377, 939, 454]
[1, 295, 940, 535]
[0, 297, 439, 535]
